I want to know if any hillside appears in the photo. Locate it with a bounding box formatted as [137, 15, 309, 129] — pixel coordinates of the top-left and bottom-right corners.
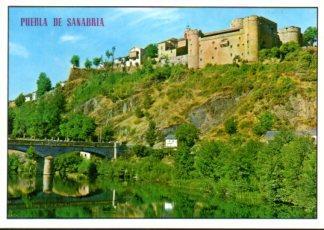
[9, 44, 317, 145]
[57, 48, 316, 145]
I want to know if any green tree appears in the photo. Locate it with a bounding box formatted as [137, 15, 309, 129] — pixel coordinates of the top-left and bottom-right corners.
[14, 93, 25, 107]
[194, 141, 228, 180]
[12, 103, 36, 138]
[175, 123, 199, 148]
[70, 55, 80, 68]
[84, 58, 92, 69]
[303, 27, 317, 46]
[224, 117, 237, 135]
[59, 114, 96, 141]
[36, 72, 52, 98]
[93, 57, 102, 68]
[144, 44, 158, 60]
[33, 89, 65, 138]
[145, 120, 157, 147]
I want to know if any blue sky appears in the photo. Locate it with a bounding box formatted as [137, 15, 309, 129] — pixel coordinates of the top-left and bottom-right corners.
[9, 7, 317, 100]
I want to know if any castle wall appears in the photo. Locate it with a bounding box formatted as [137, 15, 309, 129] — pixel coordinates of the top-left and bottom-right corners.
[198, 30, 245, 67]
[169, 54, 188, 65]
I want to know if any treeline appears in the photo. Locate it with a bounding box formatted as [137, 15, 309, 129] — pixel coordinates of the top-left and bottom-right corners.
[97, 124, 316, 218]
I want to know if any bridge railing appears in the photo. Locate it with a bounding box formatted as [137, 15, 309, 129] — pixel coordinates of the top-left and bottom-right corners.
[8, 138, 118, 147]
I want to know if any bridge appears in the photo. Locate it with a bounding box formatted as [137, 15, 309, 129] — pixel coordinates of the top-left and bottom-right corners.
[8, 139, 128, 158]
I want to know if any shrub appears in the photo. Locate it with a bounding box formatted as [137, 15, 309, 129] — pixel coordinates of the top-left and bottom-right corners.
[102, 125, 115, 142]
[26, 146, 37, 160]
[14, 93, 25, 107]
[224, 117, 238, 135]
[152, 65, 171, 81]
[78, 160, 97, 175]
[280, 42, 300, 59]
[143, 92, 154, 109]
[253, 112, 275, 136]
[53, 152, 83, 174]
[129, 145, 150, 158]
[175, 123, 199, 148]
[9, 155, 20, 173]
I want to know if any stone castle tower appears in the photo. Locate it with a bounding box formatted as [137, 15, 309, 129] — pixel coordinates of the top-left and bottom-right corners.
[278, 26, 302, 45]
[184, 28, 200, 69]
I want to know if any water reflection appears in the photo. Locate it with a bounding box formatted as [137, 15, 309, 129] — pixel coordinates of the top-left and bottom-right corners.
[52, 176, 90, 197]
[42, 174, 53, 193]
[8, 174, 308, 218]
[8, 174, 36, 198]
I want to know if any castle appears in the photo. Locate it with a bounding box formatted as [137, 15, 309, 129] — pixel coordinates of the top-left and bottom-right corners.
[115, 15, 302, 69]
[157, 15, 302, 68]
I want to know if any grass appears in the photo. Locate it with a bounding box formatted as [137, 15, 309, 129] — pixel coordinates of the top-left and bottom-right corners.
[60, 49, 317, 144]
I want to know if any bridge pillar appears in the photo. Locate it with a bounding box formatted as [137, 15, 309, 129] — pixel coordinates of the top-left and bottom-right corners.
[43, 156, 54, 193]
[43, 156, 53, 175]
[113, 142, 118, 160]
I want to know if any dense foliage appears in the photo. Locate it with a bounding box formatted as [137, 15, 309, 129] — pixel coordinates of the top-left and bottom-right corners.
[59, 114, 96, 141]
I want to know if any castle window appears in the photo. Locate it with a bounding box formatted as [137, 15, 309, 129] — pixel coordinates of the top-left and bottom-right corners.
[212, 56, 214, 59]
[230, 53, 232, 57]
[247, 40, 249, 43]
[239, 36, 241, 40]
[237, 44, 240, 47]
[200, 58, 202, 61]
[214, 47, 217, 50]
[230, 45, 232, 48]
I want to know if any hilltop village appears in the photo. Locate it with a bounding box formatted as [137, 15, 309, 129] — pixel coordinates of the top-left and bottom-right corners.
[115, 15, 302, 69]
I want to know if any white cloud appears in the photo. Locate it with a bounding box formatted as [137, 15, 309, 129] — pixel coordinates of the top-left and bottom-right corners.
[59, 34, 82, 43]
[9, 42, 29, 58]
[108, 8, 182, 26]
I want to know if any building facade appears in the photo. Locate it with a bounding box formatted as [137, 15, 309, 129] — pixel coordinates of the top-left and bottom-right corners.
[157, 15, 302, 69]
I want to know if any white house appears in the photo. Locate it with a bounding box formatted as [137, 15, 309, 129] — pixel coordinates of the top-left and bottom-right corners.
[24, 91, 36, 102]
[125, 47, 144, 67]
[165, 134, 177, 148]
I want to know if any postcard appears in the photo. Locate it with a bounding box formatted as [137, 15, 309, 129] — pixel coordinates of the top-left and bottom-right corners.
[1, 0, 323, 229]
